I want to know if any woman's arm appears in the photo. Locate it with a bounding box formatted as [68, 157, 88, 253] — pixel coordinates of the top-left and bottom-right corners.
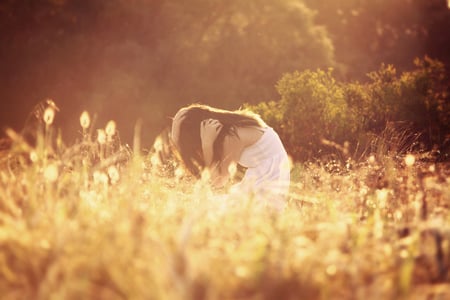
[200, 119, 243, 187]
[200, 119, 230, 187]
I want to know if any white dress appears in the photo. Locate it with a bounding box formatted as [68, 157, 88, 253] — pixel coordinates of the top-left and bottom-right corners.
[231, 127, 291, 210]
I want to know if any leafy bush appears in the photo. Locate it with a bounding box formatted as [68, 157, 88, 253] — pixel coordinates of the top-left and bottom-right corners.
[365, 57, 448, 140]
[249, 68, 358, 159]
[249, 57, 449, 161]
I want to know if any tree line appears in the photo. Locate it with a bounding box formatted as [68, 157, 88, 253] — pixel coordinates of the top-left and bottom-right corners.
[0, 0, 449, 153]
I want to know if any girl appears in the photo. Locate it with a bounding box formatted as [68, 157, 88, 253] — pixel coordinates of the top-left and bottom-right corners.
[171, 104, 290, 209]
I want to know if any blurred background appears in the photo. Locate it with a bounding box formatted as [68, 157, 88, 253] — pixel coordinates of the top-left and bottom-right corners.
[1, 0, 449, 149]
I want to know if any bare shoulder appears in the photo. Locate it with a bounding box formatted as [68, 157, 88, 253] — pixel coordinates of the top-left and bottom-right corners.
[222, 127, 264, 162]
[236, 126, 264, 147]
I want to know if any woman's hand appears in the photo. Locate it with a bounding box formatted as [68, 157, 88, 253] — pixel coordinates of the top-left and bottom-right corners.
[200, 119, 223, 167]
[200, 119, 223, 146]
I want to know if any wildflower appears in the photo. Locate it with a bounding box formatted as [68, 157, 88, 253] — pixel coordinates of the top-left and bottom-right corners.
[105, 120, 116, 138]
[108, 166, 120, 184]
[43, 107, 55, 125]
[44, 163, 59, 183]
[376, 188, 389, 208]
[150, 154, 160, 166]
[93, 171, 108, 186]
[97, 129, 106, 144]
[404, 154, 415, 167]
[175, 167, 184, 179]
[80, 111, 91, 129]
[29, 151, 38, 163]
[153, 136, 163, 152]
[394, 210, 403, 220]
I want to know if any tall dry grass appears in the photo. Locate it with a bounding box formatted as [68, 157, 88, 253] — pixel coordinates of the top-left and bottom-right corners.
[0, 102, 449, 300]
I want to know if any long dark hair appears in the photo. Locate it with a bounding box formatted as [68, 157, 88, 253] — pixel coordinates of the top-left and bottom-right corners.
[175, 104, 265, 177]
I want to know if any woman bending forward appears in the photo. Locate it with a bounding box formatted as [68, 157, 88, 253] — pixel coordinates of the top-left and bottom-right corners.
[171, 104, 290, 209]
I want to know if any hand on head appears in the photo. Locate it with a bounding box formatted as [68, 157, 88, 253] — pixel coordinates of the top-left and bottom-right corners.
[200, 119, 223, 146]
[171, 108, 188, 147]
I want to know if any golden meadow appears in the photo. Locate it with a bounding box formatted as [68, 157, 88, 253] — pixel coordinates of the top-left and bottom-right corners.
[0, 102, 449, 300]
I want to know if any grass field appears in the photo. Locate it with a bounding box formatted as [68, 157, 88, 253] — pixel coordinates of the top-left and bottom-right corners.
[0, 108, 449, 300]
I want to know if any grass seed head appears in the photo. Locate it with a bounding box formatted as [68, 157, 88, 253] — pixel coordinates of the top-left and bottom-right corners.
[30, 151, 38, 163]
[80, 111, 91, 129]
[93, 171, 108, 186]
[97, 129, 106, 144]
[43, 107, 55, 125]
[107, 166, 120, 184]
[105, 120, 116, 138]
[153, 136, 163, 152]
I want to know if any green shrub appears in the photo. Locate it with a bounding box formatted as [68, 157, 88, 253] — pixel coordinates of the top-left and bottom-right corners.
[248, 57, 449, 161]
[361, 57, 449, 153]
[250, 69, 359, 159]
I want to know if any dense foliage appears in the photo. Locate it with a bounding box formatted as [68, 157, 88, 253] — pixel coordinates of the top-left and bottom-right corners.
[248, 57, 449, 161]
[0, 0, 334, 145]
[1, 0, 449, 147]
